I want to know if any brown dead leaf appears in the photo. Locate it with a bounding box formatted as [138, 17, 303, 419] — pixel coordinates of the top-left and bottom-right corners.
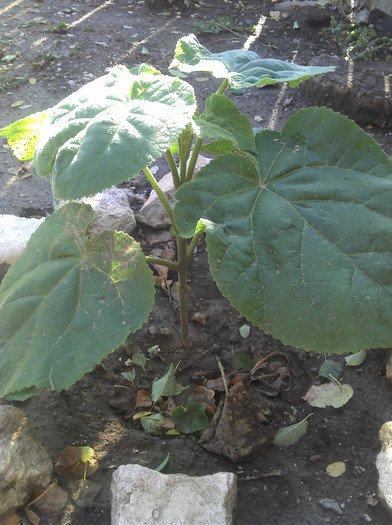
[24, 509, 40, 525]
[55, 446, 99, 479]
[206, 374, 234, 392]
[158, 396, 176, 416]
[155, 416, 175, 430]
[199, 378, 275, 461]
[188, 385, 216, 416]
[135, 388, 152, 409]
[191, 312, 207, 325]
[0, 515, 23, 525]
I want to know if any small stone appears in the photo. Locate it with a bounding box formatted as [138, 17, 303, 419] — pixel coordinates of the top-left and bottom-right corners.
[318, 498, 343, 515]
[159, 327, 170, 336]
[363, 513, 372, 522]
[376, 421, 392, 513]
[111, 464, 237, 525]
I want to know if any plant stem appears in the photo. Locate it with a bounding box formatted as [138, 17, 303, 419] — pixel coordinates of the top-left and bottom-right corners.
[185, 136, 203, 182]
[216, 78, 229, 96]
[185, 229, 204, 265]
[177, 236, 191, 348]
[144, 256, 179, 271]
[165, 149, 180, 189]
[178, 127, 194, 185]
[143, 166, 179, 236]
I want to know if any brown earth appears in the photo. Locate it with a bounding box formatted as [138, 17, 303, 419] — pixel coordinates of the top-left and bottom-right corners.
[1, 0, 392, 524]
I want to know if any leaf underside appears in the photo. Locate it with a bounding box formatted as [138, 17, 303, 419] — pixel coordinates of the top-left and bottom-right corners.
[175, 107, 392, 353]
[170, 34, 335, 90]
[0, 202, 155, 397]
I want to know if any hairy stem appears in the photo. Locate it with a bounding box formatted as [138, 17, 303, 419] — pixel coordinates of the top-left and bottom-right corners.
[185, 229, 204, 265]
[165, 149, 180, 189]
[144, 256, 180, 271]
[177, 236, 191, 348]
[216, 77, 229, 96]
[143, 166, 179, 236]
[185, 136, 204, 182]
[178, 127, 194, 185]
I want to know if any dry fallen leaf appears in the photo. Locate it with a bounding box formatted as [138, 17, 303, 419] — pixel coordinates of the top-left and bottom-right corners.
[191, 312, 207, 325]
[135, 388, 152, 409]
[326, 461, 346, 478]
[199, 378, 274, 460]
[188, 385, 216, 416]
[55, 446, 99, 479]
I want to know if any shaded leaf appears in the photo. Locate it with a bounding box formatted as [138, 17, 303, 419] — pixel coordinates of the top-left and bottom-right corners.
[273, 416, 310, 447]
[231, 352, 254, 372]
[318, 360, 342, 381]
[140, 413, 164, 435]
[132, 352, 147, 370]
[175, 107, 392, 354]
[172, 402, 209, 434]
[0, 203, 155, 397]
[303, 383, 353, 408]
[151, 363, 187, 402]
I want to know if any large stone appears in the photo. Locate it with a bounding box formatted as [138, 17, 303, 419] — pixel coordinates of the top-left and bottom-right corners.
[0, 406, 53, 518]
[61, 186, 137, 235]
[377, 421, 392, 514]
[111, 464, 237, 525]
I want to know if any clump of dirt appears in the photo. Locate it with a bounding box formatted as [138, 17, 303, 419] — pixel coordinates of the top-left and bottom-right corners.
[1, 1, 392, 524]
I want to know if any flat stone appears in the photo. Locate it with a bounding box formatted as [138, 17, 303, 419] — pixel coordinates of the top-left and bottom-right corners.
[111, 464, 237, 525]
[0, 406, 52, 519]
[376, 421, 392, 514]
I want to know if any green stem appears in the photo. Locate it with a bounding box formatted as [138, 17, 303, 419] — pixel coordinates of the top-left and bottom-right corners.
[185, 136, 204, 182]
[185, 229, 204, 265]
[143, 166, 179, 235]
[177, 236, 191, 348]
[145, 256, 180, 271]
[165, 150, 180, 189]
[216, 78, 229, 96]
[178, 128, 194, 185]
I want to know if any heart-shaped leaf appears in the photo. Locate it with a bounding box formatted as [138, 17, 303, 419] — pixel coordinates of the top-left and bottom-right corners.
[0, 202, 155, 397]
[33, 64, 196, 200]
[172, 402, 209, 434]
[175, 107, 392, 353]
[170, 34, 335, 91]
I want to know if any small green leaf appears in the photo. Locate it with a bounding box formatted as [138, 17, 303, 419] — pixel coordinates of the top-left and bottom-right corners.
[79, 446, 95, 463]
[231, 352, 254, 371]
[318, 360, 342, 381]
[155, 452, 174, 473]
[140, 413, 164, 435]
[121, 369, 136, 384]
[151, 363, 187, 402]
[172, 402, 209, 434]
[132, 352, 147, 370]
[345, 349, 367, 366]
[239, 325, 250, 339]
[273, 416, 310, 447]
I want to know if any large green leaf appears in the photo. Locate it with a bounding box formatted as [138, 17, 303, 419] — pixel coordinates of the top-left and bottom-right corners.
[174, 107, 392, 353]
[194, 94, 255, 152]
[170, 34, 335, 90]
[0, 111, 47, 161]
[0, 203, 155, 397]
[33, 64, 196, 200]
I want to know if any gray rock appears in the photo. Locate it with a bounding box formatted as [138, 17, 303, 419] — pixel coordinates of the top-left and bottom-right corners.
[61, 186, 137, 235]
[376, 421, 392, 514]
[0, 406, 52, 519]
[111, 464, 237, 525]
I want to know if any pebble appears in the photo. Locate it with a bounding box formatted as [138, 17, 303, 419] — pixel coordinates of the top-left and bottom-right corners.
[318, 498, 343, 515]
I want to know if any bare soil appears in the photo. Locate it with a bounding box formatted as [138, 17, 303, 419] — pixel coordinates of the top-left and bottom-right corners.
[1, 1, 392, 524]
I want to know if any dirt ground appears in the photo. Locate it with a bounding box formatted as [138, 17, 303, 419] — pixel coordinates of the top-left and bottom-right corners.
[1, 0, 392, 524]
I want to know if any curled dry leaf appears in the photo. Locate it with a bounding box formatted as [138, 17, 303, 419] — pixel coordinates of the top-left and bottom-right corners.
[135, 388, 152, 409]
[206, 374, 234, 392]
[303, 383, 353, 408]
[188, 385, 216, 416]
[55, 446, 99, 479]
[191, 312, 207, 325]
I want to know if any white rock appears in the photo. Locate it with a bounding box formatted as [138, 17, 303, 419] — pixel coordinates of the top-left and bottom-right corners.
[136, 155, 211, 229]
[0, 215, 45, 266]
[111, 464, 237, 525]
[377, 421, 392, 514]
[0, 406, 52, 518]
[61, 186, 137, 235]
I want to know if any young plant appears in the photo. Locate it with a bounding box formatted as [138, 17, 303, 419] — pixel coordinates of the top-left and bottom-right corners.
[0, 34, 392, 399]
